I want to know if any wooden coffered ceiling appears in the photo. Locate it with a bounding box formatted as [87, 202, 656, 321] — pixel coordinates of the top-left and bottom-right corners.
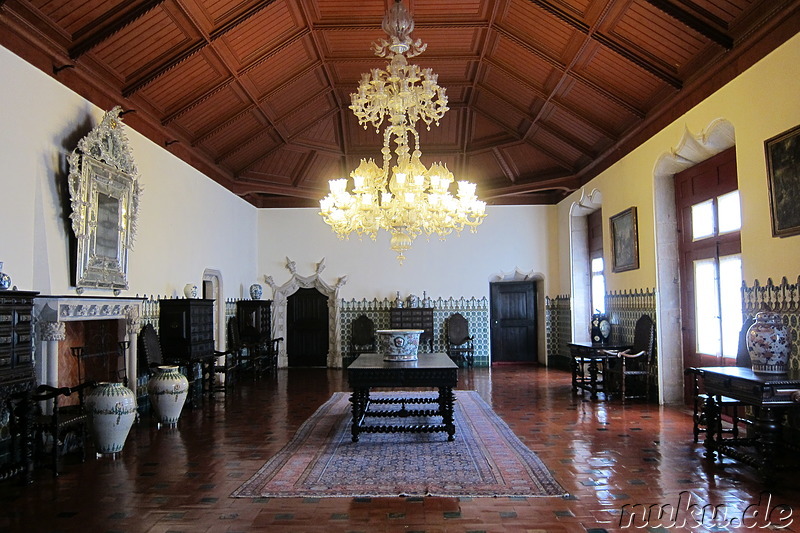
[1, 0, 798, 207]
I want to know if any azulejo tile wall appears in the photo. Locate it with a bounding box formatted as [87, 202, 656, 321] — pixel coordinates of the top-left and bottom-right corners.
[339, 296, 490, 366]
[743, 276, 800, 372]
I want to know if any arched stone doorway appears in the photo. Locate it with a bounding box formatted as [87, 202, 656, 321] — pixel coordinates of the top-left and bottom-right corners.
[265, 258, 348, 368]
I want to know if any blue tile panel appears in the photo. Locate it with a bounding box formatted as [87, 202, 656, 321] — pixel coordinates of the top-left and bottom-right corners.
[340, 297, 490, 366]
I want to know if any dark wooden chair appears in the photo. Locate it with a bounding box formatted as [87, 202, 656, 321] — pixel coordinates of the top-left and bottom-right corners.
[687, 317, 755, 443]
[446, 313, 475, 367]
[207, 317, 241, 391]
[347, 314, 376, 367]
[603, 314, 655, 402]
[138, 323, 199, 406]
[30, 382, 95, 477]
[234, 317, 282, 376]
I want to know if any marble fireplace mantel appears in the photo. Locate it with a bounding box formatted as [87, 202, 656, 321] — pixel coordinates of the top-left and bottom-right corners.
[34, 295, 143, 393]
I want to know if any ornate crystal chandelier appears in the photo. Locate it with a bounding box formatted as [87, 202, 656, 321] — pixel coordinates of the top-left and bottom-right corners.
[319, 0, 486, 263]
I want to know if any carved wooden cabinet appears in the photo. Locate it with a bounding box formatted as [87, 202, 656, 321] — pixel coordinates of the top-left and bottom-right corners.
[158, 299, 215, 363]
[389, 307, 434, 351]
[0, 290, 38, 481]
[236, 300, 272, 344]
[0, 291, 38, 388]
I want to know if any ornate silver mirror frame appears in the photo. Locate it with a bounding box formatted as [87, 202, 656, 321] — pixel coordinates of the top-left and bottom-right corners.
[68, 106, 142, 294]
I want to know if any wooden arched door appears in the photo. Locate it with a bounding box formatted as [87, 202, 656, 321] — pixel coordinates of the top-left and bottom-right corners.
[287, 288, 329, 367]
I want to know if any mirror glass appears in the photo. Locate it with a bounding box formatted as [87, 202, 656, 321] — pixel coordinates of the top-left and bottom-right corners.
[68, 107, 141, 294]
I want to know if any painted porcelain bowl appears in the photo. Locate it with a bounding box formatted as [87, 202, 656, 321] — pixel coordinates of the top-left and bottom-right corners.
[376, 329, 424, 361]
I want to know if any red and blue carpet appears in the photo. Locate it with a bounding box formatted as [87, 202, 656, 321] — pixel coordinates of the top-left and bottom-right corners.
[232, 390, 566, 498]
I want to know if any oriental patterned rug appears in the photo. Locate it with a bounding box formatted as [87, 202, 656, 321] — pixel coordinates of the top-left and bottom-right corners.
[231, 390, 566, 498]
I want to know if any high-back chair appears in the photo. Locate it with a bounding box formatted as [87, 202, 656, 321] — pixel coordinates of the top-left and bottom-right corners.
[30, 382, 95, 477]
[348, 315, 376, 366]
[446, 313, 475, 367]
[603, 314, 655, 402]
[139, 323, 199, 406]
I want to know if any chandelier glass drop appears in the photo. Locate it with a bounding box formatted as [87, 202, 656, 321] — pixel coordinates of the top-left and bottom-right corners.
[319, 0, 486, 263]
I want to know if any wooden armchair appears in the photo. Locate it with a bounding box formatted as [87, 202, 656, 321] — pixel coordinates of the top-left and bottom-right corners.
[30, 382, 95, 477]
[347, 314, 376, 367]
[603, 314, 655, 402]
[139, 323, 199, 405]
[447, 313, 475, 367]
[235, 318, 282, 375]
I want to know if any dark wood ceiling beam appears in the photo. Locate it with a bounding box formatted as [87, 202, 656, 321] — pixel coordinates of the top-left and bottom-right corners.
[529, 0, 683, 88]
[227, 179, 323, 199]
[491, 147, 517, 184]
[68, 0, 167, 59]
[477, 83, 596, 159]
[472, 109, 576, 172]
[233, 105, 341, 175]
[295, 1, 347, 158]
[207, 0, 280, 40]
[483, 57, 618, 141]
[162, 79, 235, 125]
[123, 3, 301, 98]
[214, 127, 278, 164]
[492, 27, 645, 118]
[642, 0, 733, 49]
[192, 105, 259, 145]
[122, 40, 207, 97]
[483, 173, 580, 197]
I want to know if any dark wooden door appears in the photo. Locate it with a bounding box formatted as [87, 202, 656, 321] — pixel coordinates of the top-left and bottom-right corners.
[490, 281, 537, 364]
[287, 288, 329, 367]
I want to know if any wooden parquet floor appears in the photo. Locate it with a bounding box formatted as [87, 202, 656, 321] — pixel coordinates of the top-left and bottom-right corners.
[1, 365, 798, 532]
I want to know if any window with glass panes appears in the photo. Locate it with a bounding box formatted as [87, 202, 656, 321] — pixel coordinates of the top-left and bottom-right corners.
[588, 209, 605, 314]
[675, 147, 742, 370]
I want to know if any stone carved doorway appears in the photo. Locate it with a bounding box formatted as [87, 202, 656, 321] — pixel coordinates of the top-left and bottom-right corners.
[266, 258, 347, 368]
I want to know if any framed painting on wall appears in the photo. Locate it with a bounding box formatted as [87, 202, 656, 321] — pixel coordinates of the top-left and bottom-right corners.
[610, 207, 639, 273]
[765, 124, 800, 237]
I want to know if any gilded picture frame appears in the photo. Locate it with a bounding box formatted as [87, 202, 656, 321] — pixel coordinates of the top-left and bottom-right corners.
[765, 124, 800, 238]
[610, 207, 639, 273]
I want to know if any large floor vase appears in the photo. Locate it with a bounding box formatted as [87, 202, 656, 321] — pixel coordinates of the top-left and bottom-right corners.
[746, 311, 791, 374]
[148, 365, 189, 427]
[86, 382, 137, 455]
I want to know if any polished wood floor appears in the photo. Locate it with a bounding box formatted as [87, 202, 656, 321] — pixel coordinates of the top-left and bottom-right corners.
[2, 365, 798, 532]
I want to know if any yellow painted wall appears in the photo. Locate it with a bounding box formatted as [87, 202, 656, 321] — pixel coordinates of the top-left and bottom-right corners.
[554, 32, 800, 295]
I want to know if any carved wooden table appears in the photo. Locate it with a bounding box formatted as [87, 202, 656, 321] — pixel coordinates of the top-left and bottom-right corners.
[347, 353, 458, 442]
[699, 366, 800, 477]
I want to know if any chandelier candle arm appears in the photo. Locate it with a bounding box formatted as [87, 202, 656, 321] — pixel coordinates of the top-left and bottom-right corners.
[319, 0, 486, 263]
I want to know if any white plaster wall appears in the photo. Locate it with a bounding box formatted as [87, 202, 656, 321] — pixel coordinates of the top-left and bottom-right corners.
[257, 205, 555, 301]
[0, 46, 259, 299]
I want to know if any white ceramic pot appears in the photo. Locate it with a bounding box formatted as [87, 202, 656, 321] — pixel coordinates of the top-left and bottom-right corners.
[746, 311, 791, 374]
[147, 365, 189, 427]
[183, 283, 198, 298]
[85, 382, 137, 455]
[250, 283, 263, 300]
[377, 329, 424, 361]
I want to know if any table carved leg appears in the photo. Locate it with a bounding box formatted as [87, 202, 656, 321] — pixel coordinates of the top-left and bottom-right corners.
[703, 394, 720, 461]
[350, 388, 369, 442]
[754, 407, 783, 477]
[588, 359, 601, 399]
[438, 386, 456, 441]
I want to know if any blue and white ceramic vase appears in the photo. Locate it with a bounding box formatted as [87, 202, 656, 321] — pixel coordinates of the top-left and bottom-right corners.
[250, 283, 263, 300]
[746, 311, 791, 374]
[183, 284, 198, 299]
[0, 262, 11, 290]
[85, 382, 138, 455]
[147, 365, 189, 428]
